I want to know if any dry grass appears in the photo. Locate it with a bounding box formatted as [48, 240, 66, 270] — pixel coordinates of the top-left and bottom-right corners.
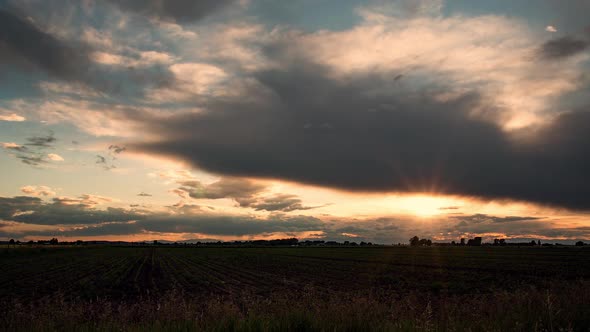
[2, 281, 589, 331]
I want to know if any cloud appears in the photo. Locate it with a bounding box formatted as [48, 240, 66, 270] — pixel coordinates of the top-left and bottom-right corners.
[439, 206, 460, 211]
[538, 36, 589, 60]
[137, 192, 152, 197]
[96, 154, 115, 170]
[0, 113, 25, 121]
[0, 195, 133, 225]
[133, 49, 590, 210]
[249, 194, 320, 212]
[1, 142, 27, 153]
[105, 0, 238, 23]
[20, 185, 56, 197]
[25, 133, 56, 148]
[108, 145, 126, 154]
[96, 146, 123, 170]
[1, 194, 588, 242]
[0, 7, 174, 97]
[1, 132, 62, 166]
[177, 177, 266, 207]
[545, 26, 557, 33]
[454, 214, 543, 224]
[173, 177, 317, 212]
[0, 8, 92, 83]
[47, 153, 64, 161]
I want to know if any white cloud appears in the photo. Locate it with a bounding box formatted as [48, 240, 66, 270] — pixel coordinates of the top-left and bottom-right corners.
[1, 142, 23, 149]
[148, 62, 230, 102]
[35, 100, 148, 138]
[0, 113, 25, 122]
[282, 12, 587, 129]
[47, 153, 64, 161]
[21, 185, 56, 196]
[546, 25, 557, 33]
[91, 50, 175, 67]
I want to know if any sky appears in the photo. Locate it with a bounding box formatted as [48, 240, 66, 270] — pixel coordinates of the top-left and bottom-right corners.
[1, 0, 589, 244]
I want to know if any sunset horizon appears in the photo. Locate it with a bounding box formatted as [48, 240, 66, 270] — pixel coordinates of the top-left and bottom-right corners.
[1, 0, 590, 244]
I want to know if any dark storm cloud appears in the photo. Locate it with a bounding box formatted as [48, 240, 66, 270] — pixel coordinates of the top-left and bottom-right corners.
[105, 0, 237, 23]
[133, 55, 590, 210]
[538, 36, 589, 60]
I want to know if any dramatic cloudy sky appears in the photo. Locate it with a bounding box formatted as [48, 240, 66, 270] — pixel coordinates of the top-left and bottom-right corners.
[1, 0, 589, 243]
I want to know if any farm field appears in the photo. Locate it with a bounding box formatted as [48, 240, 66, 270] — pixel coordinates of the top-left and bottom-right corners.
[1, 246, 590, 331]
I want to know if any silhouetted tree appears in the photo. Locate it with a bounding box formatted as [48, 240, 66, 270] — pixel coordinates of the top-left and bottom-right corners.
[575, 241, 585, 246]
[49, 238, 58, 245]
[410, 236, 420, 246]
[467, 237, 482, 246]
[460, 238, 465, 246]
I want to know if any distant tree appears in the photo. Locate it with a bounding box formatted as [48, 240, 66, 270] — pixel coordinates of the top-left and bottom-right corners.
[493, 239, 500, 246]
[467, 237, 482, 246]
[49, 238, 58, 245]
[530, 240, 537, 246]
[537, 240, 541, 246]
[8, 239, 15, 248]
[426, 239, 432, 246]
[575, 241, 585, 247]
[410, 236, 420, 246]
[499, 239, 506, 246]
[451, 241, 456, 245]
[460, 238, 465, 246]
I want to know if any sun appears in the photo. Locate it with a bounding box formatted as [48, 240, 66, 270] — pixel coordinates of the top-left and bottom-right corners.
[394, 194, 461, 217]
